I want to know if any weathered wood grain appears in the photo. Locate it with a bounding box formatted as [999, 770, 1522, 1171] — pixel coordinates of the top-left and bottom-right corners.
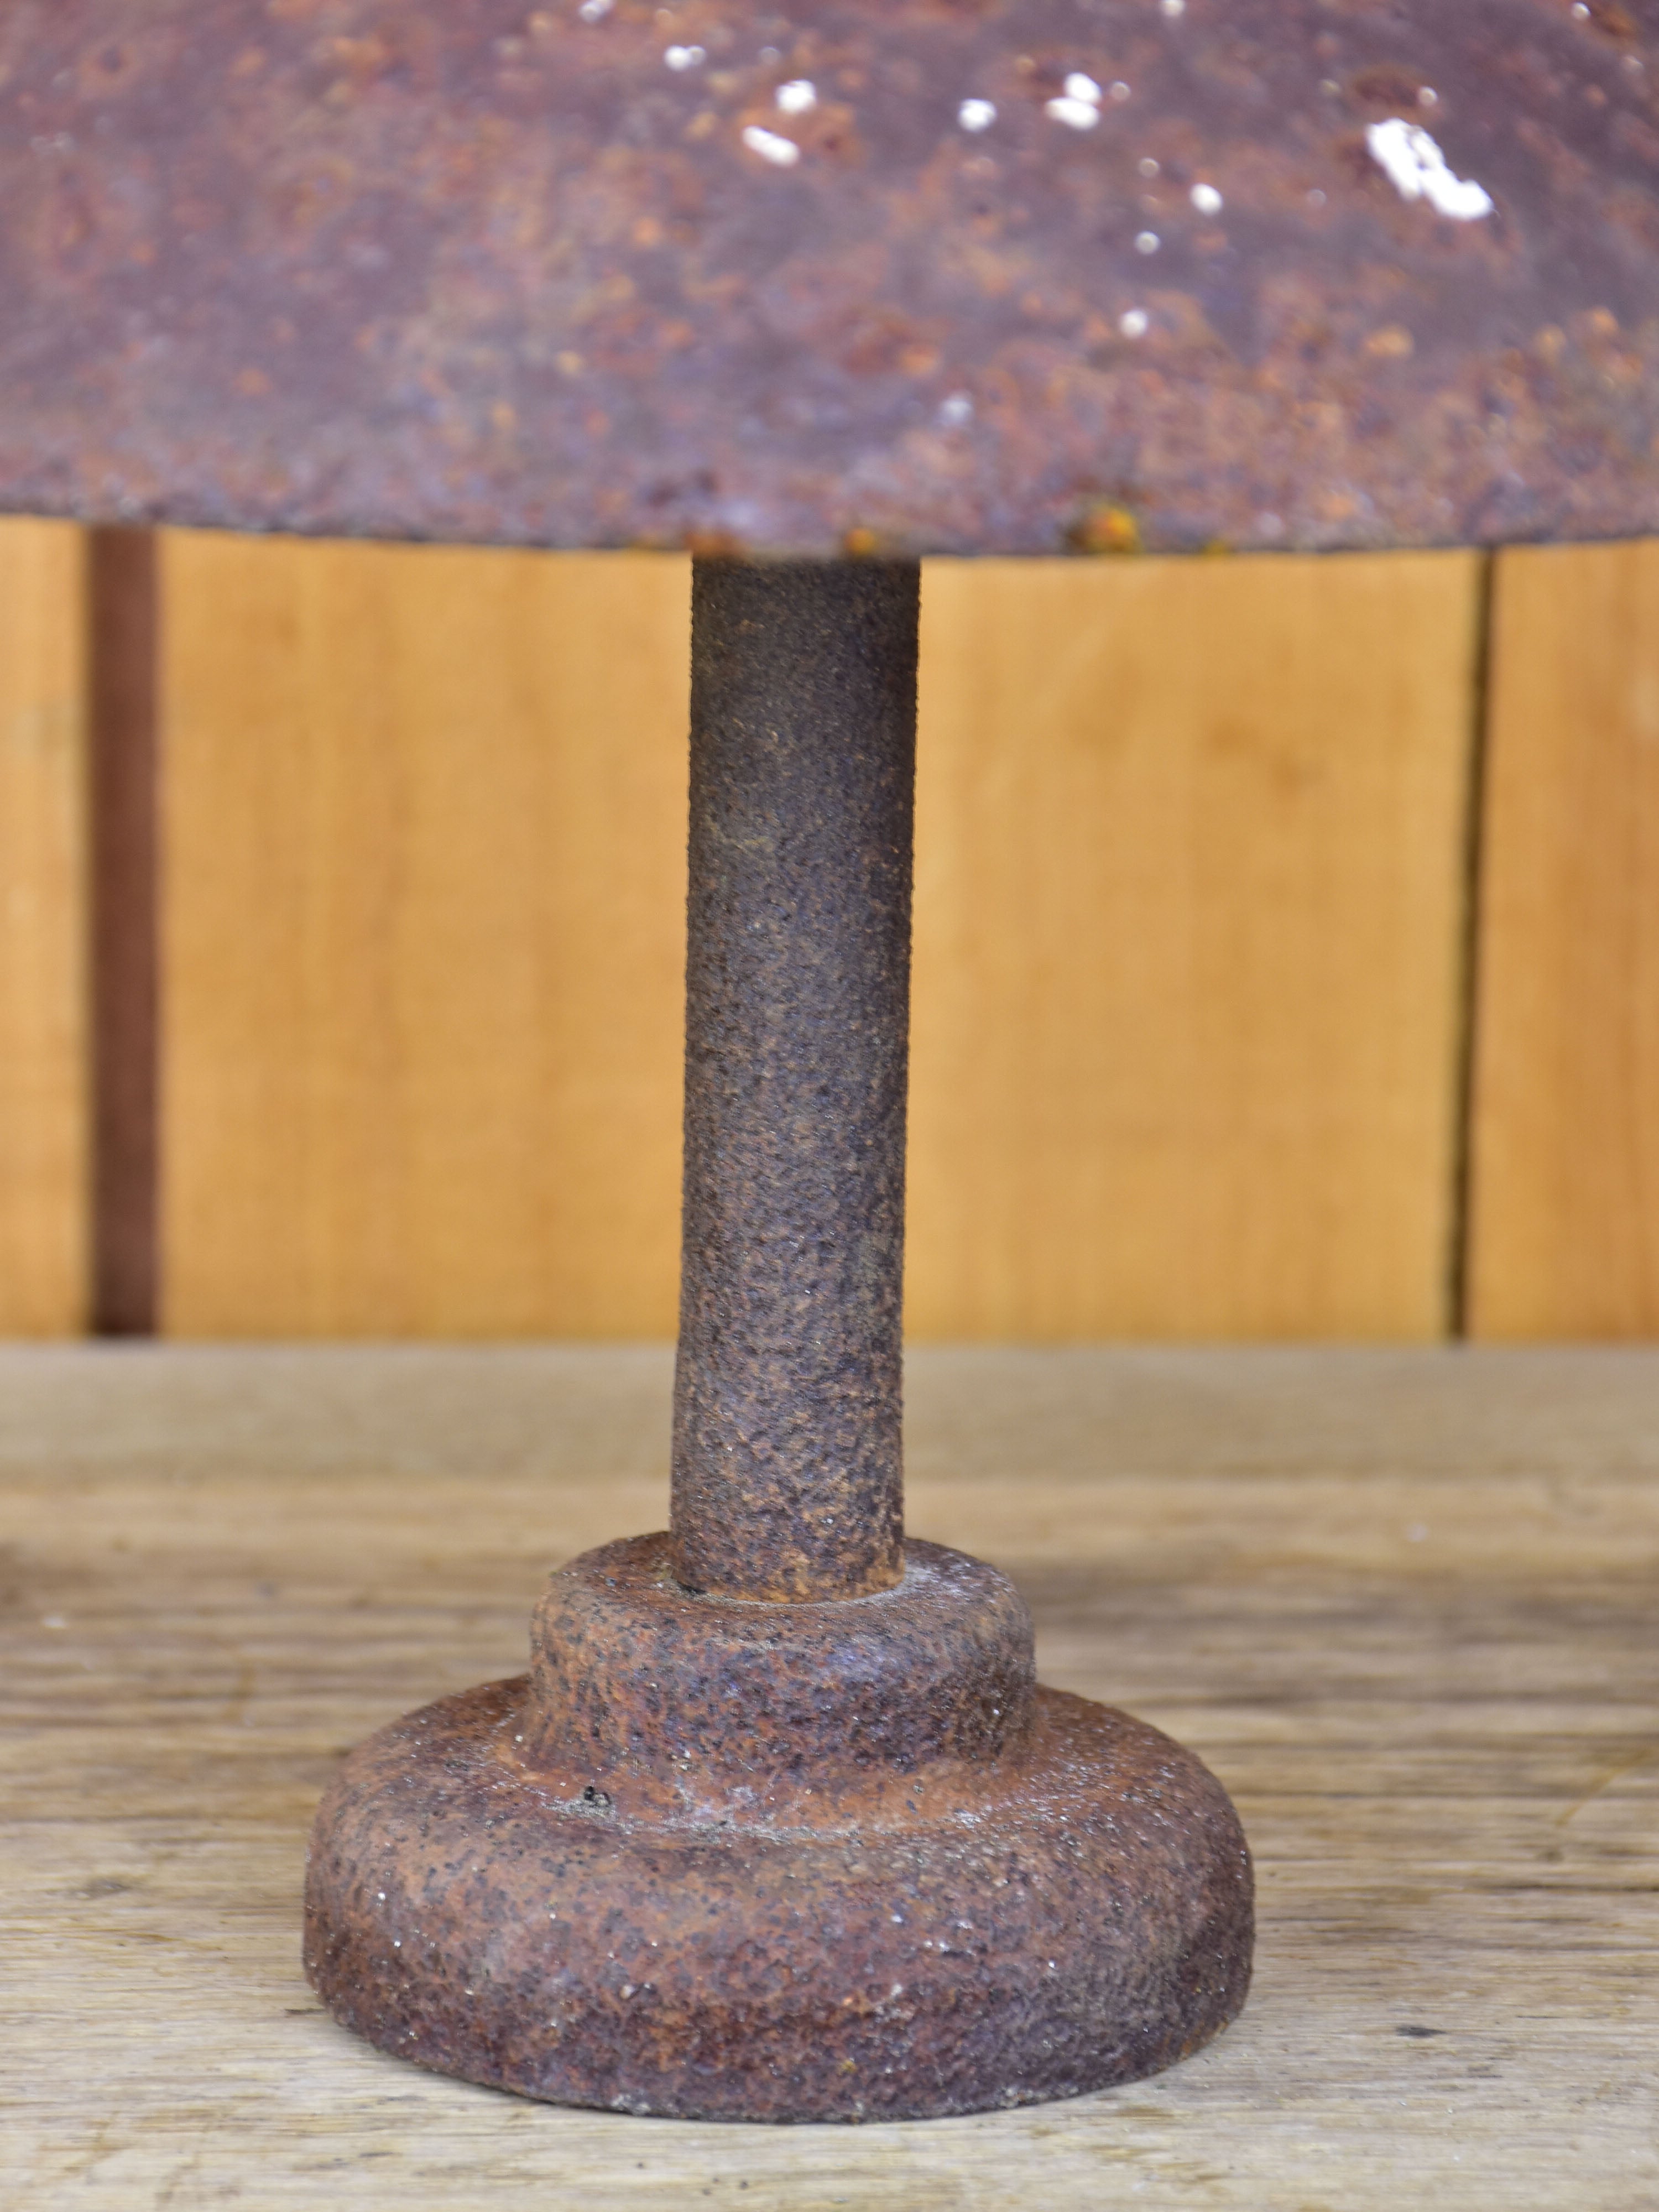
[1468, 539, 1659, 1337]
[0, 519, 88, 1335]
[908, 553, 1481, 1340]
[3, 1349, 1654, 2208]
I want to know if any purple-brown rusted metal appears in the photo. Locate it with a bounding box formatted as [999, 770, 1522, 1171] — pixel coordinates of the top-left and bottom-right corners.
[305, 1535, 1253, 2119]
[674, 561, 916, 1604]
[303, 554, 1254, 2117]
[3, 0, 1381, 2121]
[2, 0, 1657, 559]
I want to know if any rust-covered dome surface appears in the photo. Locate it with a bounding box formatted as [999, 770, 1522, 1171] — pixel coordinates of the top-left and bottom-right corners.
[2, 0, 1657, 555]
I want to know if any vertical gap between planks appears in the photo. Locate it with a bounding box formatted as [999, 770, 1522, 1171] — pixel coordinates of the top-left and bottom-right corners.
[1447, 549, 1497, 1342]
[88, 528, 160, 1337]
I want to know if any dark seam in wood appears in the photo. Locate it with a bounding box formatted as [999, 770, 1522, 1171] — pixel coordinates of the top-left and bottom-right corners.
[1448, 549, 1498, 1341]
[88, 526, 160, 1336]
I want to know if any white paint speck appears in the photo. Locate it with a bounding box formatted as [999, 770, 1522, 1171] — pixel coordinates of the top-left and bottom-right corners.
[1065, 72, 1103, 104]
[776, 77, 816, 113]
[938, 392, 974, 426]
[1135, 229, 1161, 253]
[1160, 0, 1186, 15]
[577, 0, 612, 20]
[1191, 181, 1223, 214]
[1047, 96, 1100, 129]
[377, 1891, 386, 1901]
[1110, 80, 1131, 101]
[958, 97, 997, 132]
[1419, 86, 1438, 106]
[743, 124, 801, 166]
[1366, 117, 1494, 221]
[1138, 155, 1160, 176]
[1120, 308, 1149, 337]
[664, 43, 705, 69]
[1572, 2, 1590, 17]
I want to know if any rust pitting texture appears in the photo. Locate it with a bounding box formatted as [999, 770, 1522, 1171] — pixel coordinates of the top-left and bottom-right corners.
[672, 560, 916, 1604]
[2, 0, 1656, 556]
[524, 1534, 1038, 1820]
[297, 555, 1254, 2119]
[305, 1535, 1253, 2122]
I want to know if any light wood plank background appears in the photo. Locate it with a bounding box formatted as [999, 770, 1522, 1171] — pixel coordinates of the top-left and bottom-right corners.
[157, 538, 1480, 1342]
[5, 531, 1659, 1340]
[0, 519, 87, 1336]
[1469, 540, 1659, 1338]
[4, 1345, 1656, 2205]
[160, 536, 691, 1338]
[908, 554, 1479, 1340]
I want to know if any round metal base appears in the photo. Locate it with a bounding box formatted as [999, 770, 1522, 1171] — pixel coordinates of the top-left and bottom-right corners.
[304, 1540, 1251, 2122]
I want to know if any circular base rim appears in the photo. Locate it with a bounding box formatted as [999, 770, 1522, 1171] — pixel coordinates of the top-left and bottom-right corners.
[304, 1676, 1252, 2123]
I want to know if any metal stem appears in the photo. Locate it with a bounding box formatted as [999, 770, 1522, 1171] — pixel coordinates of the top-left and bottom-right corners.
[670, 559, 920, 1602]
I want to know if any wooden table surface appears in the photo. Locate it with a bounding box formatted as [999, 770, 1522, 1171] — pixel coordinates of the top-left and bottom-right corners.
[4, 1347, 1656, 2209]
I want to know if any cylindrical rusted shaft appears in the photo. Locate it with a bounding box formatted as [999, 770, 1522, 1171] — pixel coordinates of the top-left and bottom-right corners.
[670, 559, 919, 1603]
